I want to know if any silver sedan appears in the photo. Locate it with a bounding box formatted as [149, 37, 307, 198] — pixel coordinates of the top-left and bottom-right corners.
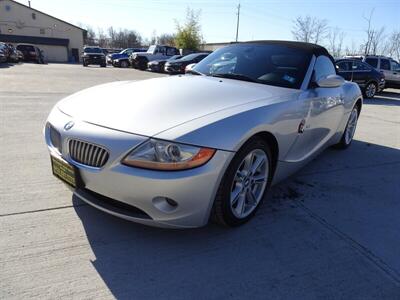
[44, 41, 362, 228]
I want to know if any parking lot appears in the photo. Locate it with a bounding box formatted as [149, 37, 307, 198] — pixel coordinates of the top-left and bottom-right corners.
[1, 63, 399, 299]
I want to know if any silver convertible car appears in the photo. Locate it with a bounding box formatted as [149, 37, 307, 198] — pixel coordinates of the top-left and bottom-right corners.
[44, 41, 362, 228]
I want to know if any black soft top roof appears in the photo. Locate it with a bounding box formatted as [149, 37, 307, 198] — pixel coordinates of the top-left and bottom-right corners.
[239, 40, 334, 62]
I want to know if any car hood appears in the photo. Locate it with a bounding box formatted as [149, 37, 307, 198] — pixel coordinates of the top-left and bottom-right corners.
[149, 59, 165, 64]
[85, 53, 105, 56]
[166, 59, 187, 64]
[57, 76, 297, 137]
[111, 53, 126, 59]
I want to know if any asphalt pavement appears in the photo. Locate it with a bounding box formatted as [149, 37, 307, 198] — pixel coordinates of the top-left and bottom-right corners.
[1, 63, 399, 299]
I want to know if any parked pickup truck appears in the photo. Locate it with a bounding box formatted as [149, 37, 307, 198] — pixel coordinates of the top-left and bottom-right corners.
[129, 45, 180, 70]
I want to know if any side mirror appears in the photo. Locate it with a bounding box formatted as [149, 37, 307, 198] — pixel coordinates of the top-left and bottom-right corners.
[315, 75, 345, 88]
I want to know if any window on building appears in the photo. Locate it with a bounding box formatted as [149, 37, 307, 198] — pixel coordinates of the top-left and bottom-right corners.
[40, 28, 45, 34]
[32, 13, 36, 20]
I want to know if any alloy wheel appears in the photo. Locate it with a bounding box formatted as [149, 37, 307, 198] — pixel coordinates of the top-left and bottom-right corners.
[365, 83, 376, 98]
[230, 149, 269, 219]
[345, 108, 358, 145]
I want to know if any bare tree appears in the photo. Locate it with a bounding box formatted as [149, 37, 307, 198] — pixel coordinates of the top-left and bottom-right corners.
[370, 27, 385, 55]
[361, 9, 385, 55]
[158, 33, 176, 46]
[328, 27, 346, 57]
[385, 30, 400, 61]
[97, 28, 108, 48]
[103, 27, 142, 49]
[292, 16, 328, 44]
[79, 24, 96, 45]
[150, 30, 157, 45]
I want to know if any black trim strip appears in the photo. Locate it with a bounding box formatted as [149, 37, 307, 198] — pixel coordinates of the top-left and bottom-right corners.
[0, 34, 69, 46]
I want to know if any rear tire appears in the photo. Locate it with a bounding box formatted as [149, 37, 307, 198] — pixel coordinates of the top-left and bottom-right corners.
[335, 106, 359, 149]
[363, 82, 377, 99]
[211, 137, 272, 227]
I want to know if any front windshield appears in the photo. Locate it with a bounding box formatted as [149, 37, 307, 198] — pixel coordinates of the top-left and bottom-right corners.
[169, 55, 182, 60]
[180, 53, 202, 61]
[194, 44, 312, 89]
[147, 45, 156, 53]
[84, 47, 102, 53]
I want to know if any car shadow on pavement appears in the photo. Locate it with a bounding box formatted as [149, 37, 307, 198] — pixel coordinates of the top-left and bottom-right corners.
[366, 90, 400, 106]
[73, 140, 400, 299]
[0, 62, 13, 69]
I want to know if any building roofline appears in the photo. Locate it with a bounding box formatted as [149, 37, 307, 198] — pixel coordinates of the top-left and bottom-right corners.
[8, 0, 85, 31]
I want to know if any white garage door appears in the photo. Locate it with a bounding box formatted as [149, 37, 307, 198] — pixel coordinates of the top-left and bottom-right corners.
[36, 45, 68, 62]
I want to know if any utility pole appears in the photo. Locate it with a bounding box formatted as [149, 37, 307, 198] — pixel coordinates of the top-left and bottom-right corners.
[235, 3, 240, 42]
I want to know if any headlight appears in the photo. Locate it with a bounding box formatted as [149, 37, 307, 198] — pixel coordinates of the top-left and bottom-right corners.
[122, 139, 215, 171]
[114, 59, 119, 62]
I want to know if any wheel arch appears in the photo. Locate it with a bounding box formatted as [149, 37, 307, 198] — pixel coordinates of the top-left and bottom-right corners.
[245, 131, 279, 178]
[355, 97, 362, 114]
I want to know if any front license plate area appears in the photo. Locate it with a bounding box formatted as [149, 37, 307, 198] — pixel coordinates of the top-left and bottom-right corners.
[51, 155, 80, 188]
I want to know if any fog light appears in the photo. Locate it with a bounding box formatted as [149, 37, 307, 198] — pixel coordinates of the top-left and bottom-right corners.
[152, 197, 178, 213]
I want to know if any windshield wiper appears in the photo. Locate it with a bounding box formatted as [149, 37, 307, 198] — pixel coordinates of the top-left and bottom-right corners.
[209, 73, 258, 83]
[186, 69, 203, 75]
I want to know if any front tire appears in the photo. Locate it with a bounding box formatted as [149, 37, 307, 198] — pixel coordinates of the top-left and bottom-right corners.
[120, 60, 129, 68]
[211, 137, 272, 227]
[137, 57, 148, 70]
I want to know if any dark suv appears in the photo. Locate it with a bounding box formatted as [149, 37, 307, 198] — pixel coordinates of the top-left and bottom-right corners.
[129, 45, 180, 70]
[82, 47, 106, 67]
[336, 59, 385, 98]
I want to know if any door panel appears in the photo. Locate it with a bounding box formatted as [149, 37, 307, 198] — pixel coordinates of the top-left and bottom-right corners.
[285, 56, 345, 162]
[352, 61, 372, 86]
[380, 59, 393, 81]
[285, 88, 344, 162]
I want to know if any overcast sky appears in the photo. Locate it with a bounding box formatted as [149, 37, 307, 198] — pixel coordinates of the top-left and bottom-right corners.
[15, 0, 400, 48]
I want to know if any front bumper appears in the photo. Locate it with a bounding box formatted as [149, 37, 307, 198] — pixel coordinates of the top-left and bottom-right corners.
[44, 107, 233, 228]
[165, 64, 184, 74]
[148, 64, 161, 72]
[84, 56, 106, 65]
